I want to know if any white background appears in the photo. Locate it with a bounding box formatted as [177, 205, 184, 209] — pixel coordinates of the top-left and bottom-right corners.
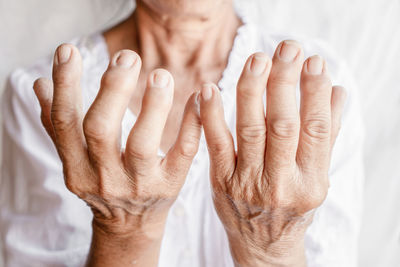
[0, 0, 399, 266]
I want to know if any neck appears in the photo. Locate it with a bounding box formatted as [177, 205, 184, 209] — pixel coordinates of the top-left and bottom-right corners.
[105, 1, 241, 73]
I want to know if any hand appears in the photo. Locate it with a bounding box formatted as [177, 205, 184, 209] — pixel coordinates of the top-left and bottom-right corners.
[33, 44, 201, 266]
[199, 40, 347, 266]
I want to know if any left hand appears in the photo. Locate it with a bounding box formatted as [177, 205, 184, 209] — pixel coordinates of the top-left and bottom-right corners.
[199, 40, 347, 266]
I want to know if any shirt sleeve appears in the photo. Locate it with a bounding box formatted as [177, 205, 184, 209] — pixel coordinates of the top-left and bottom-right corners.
[303, 42, 365, 267]
[0, 67, 93, 266]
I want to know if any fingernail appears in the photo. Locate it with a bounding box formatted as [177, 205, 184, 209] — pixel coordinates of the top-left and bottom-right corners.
[56, 45, 71, 65]
[279, 41, 300, 62]
[152, 70, 170, 88]
[201, 83, 214, 101]
[250, 54, 269, 75]
[306, 56, 324, 75]
[112, 50, 137, 68]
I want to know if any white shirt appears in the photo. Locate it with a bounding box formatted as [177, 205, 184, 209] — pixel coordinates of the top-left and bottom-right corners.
[0, 5, 364, 267]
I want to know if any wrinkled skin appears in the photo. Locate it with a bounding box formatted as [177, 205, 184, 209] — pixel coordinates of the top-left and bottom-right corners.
[32, 1, 346, 266]
[34, 47, 203, 266]
[199, 41, 346, 266]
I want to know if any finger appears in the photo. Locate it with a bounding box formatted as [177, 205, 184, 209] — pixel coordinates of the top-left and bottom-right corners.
[330, 85, 347, 150]
[265, 40, 303, 178]
[200, 83, 235, 184]
[126, 69, 174, 165]
[51, 44, 87, 166]
[236, 52, 271, 168]
[83, 50, 141, 169]
[162, 93, 201, 181]
[33, 77, 56, 143]
[297, 55, 332, 175]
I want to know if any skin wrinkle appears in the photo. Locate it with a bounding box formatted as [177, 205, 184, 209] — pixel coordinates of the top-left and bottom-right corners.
[216, 190, 313, 238]
[84, 192, 174, 236]
[196, 37, 345, 266]
[31, 0, 347, 265]
[225, 204, 313, 266]
[104, 2, 242, 154]
[133, 1, 240, 71]
[36, 42, 207, 267]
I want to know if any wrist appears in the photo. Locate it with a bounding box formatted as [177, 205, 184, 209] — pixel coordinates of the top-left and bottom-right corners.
[228, 232, 307, 267]
[91, 210, 168, 239]
[86, 218, 167, 267]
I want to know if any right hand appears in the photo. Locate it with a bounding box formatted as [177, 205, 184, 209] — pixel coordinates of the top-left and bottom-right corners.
[33, 44, 201, 251]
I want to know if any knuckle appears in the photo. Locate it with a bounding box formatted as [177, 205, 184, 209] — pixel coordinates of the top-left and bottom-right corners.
[53, 67, 76, 87]
[269, 119, 299, 140]
[125, 145, 153, 162]
[269, 183, 292, 209]
[63, 169, 82, 196]
[237, 79, 267, 98]
[33, 77, 50, 92]
[237, 124, 266, 145]
[101, 71, 129, 90]
[302, 118, 330, 140]
[268, 75, 297, 89]
[302, 76, 332, 91]
[208, 136, 232, 156]
[177, 144, 197, 160]
[83, 115, 113, 142]
[272, 182, 328, 212]
[236, 85, 260, 98]
[51, 106, 79, 133]
[303, 185, 328, 210]
[177, 137, 199, 160]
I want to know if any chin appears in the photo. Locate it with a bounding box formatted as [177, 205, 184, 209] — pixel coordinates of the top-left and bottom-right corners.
[139, 0, 227, 18]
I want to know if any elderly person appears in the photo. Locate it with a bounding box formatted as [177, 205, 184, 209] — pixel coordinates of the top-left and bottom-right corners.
[0, 0, 364, 266]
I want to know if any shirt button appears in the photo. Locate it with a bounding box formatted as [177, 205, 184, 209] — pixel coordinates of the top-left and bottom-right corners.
[173, 205, 185, 217]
